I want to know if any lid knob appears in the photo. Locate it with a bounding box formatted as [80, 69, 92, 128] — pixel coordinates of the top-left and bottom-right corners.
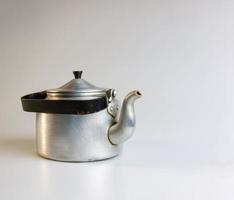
[73, 71, 83, 79]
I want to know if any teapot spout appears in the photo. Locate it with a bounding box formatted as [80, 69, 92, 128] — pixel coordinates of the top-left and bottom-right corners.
[108, 90, 142, 145]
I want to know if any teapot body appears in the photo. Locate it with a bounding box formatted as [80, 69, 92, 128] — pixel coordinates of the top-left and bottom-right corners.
[21, 71, 142, 162]
[36, 109, 121, 162]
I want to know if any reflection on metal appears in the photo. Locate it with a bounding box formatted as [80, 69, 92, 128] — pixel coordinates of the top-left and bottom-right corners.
[36, 110, 121, 162]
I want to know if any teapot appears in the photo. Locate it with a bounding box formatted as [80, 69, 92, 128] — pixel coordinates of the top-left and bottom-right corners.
[21, 71, 142, 162]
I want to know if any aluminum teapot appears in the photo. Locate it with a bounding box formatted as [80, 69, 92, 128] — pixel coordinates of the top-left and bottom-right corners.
[21, 71, 142, 162]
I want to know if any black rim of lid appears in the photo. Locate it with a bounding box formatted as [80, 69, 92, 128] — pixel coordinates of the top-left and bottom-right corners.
[21, 91, 108, 114]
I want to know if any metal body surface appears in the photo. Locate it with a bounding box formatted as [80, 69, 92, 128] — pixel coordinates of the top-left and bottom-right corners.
[36, 109, 121, 162]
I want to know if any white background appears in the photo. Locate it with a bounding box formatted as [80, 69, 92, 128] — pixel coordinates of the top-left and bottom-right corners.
[1, 0, 234, 199]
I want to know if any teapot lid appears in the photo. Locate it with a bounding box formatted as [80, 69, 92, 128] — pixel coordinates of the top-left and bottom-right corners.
[46, 71, 108, 100]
